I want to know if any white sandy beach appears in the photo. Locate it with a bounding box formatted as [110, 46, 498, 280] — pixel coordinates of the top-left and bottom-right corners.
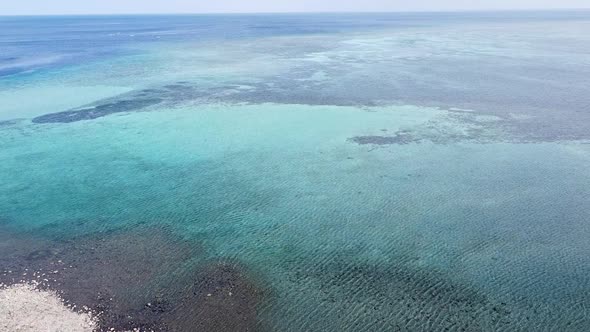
[0, 283, 96, 332]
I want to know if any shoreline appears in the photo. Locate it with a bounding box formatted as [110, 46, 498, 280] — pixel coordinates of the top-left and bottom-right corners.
[0, 282, 96, 332]
[0, 225, 267, 332]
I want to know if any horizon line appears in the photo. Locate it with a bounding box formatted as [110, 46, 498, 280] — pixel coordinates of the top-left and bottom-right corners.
[1, 7, 589, 17]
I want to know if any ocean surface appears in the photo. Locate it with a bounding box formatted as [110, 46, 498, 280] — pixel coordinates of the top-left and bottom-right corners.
[1, 11, 590, 331]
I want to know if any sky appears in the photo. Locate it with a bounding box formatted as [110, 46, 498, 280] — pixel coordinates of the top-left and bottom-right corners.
[1, 0, 589, 15]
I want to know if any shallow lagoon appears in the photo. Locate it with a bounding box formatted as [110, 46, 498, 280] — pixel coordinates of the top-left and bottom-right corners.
[1, 12, 590, 331]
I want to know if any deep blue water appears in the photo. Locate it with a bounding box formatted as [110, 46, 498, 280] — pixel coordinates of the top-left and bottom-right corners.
[1, 11, 588, 77]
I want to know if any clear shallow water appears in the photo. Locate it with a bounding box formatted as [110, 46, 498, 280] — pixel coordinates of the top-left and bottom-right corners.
[1, 12, 590, 331]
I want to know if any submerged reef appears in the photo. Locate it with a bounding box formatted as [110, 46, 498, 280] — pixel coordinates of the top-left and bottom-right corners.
[29, 82, 236, 124]
[0, 120, 17, 127]
[274, 251, 514, 331]
[167, 262, 265, 332]
[349, 110, 506, 145]
[32, 98, 163, 124]
[0, 225, 268, 331]
[24, 76, 590, 145]
[350, 131, 419, 145]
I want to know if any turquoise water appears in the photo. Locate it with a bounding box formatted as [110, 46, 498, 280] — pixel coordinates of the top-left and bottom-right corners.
[1, 12, 590, 331]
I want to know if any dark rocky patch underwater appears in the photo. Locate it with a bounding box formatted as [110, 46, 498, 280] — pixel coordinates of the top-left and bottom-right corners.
[0, 225, 269, 331]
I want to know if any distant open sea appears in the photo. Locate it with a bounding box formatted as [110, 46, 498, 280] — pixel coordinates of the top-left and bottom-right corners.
[1, 11, 589, 331]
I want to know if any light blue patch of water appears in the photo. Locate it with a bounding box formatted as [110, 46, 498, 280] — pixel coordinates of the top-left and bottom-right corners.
[1, 103, 589, 330]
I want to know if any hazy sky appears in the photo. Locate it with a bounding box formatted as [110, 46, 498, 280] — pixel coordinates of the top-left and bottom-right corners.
[1, 0, 589, 15]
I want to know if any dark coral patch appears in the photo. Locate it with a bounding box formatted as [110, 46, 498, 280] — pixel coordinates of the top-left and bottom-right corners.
[349, 131, 418, 145]
[0, 225, 268, 332]
[0, 119, 17, 127]
[291, 256, 513, 331]
[0, 226, 198, 330]
[32, 98, 162, 124]
[166, 261, 266, 332]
